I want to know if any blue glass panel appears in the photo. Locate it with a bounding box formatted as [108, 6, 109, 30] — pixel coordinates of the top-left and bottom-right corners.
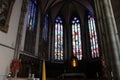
[26, 0, 37, 31]
[24, 0, 38, 53]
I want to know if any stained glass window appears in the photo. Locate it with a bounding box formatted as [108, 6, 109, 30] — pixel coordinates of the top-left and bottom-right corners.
[54, 16, 63, 61]
[72, 17, 82, 60]
[42, 14, 48, 41]
[24, 0, 37, 53]
[26, 0, 37, 31]
[88, 15, 99, 58]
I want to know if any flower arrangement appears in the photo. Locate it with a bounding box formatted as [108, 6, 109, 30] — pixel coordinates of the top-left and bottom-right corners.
[10, 59, 20, 77]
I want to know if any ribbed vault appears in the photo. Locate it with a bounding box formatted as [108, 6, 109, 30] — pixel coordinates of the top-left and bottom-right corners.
[39, 0, 94, 25]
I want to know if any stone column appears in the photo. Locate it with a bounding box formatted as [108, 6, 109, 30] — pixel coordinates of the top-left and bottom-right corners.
[94, 0, 113, 79]
[94, 0, 120, 79]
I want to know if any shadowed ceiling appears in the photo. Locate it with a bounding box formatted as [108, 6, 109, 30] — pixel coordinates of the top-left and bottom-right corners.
[39, 0, 94, 24]
[39, 0, 120, 39]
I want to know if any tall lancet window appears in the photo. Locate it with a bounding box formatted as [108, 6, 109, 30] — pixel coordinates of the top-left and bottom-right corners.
[72, 17, 82, 60]
[26, 0, 37, 31]
[54, 16, 63, 61]
[88, 14, 99, 58]
[42, 14, 48, 41]
[24, 0, 37, 53]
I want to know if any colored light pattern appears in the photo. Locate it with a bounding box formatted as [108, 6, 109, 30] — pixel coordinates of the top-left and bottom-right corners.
[72, 17, 82, 60]
[54, 17, 63, 61]
[26, 0, 37, 31]
[88, 15, 99, 58]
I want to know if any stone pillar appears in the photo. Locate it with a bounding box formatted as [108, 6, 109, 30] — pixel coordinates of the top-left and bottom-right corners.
[94, 0, 120, 79]
[94, 0, 112, 79]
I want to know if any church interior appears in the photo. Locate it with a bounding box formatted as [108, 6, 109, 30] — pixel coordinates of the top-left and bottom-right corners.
[0, 0, 120, 80]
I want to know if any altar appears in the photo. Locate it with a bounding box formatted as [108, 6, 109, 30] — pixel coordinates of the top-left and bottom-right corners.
[6, 78, 40, 80]
[59, 73, 86, 80]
